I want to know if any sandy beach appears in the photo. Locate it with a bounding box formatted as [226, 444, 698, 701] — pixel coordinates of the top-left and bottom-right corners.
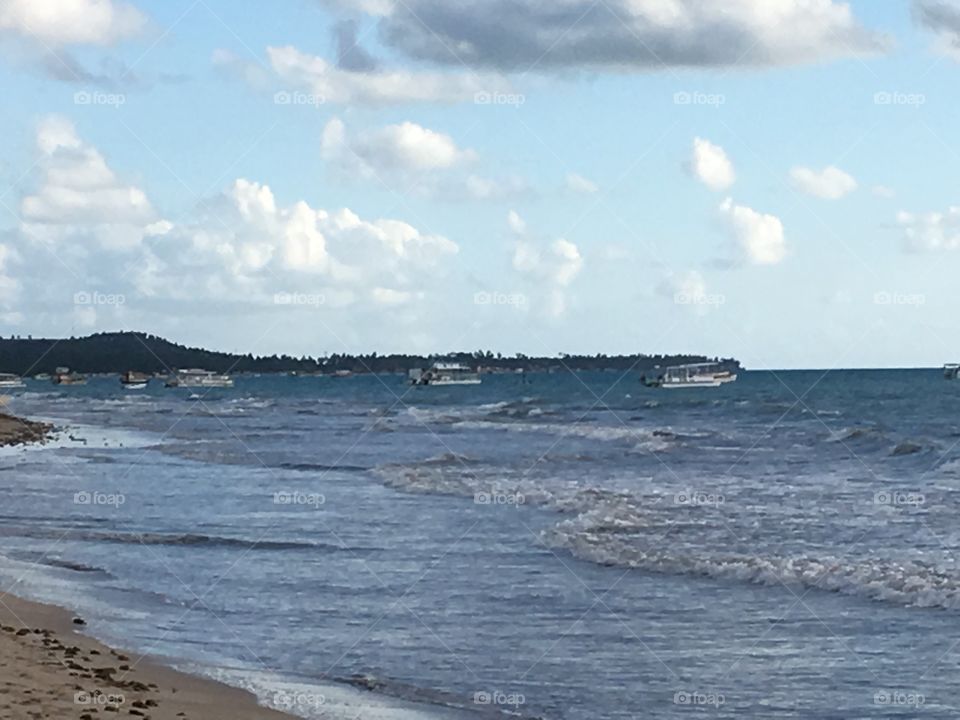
[0, 594, 299, 720]
[0, 411, 298, 720]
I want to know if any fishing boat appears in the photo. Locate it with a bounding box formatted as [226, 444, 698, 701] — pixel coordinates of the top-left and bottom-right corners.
[53, 367, 87, 385]
[409, 362, 481, 386]
[0, 373, 25, 389]
[120, 371, 151, 390]
[641, 362, 738, 389]
[165, 369, 234, 388]
[944, 364, 959, 380]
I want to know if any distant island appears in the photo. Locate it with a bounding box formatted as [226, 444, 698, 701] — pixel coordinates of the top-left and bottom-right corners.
[0, 332, 740, 377]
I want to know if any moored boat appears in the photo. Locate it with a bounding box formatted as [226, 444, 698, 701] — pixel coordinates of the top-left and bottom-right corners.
[165, 369, 234, 388]
[642, 362, 738, 389]
[120, 371, 151, 390]
[53, 367, 87, 386]
[0, 373, 25, 389]
[944, 364, 959, 380]
[410, 362, 481, 386]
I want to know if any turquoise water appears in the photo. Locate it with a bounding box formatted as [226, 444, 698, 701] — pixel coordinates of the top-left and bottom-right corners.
[1, 370, 959, 718]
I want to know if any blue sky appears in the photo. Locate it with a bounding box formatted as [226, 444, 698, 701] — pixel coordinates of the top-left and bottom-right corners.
[1, 0, 960, 368]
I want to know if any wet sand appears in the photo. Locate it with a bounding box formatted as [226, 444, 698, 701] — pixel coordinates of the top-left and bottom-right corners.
[0, 409, 298, 719]
[0, 593, 297, 720]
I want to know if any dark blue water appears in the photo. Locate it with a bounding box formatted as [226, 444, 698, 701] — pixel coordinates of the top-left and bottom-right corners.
[1, 370, 959, 718]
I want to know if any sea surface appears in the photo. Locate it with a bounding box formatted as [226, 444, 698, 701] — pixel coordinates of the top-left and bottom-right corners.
[1, 369, 959, 718]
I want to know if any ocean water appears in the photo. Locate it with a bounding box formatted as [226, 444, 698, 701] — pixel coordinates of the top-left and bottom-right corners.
[1, 369, 960, 718]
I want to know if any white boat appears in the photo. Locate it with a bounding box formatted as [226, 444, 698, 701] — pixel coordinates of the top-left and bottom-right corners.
[53, 367, 87, 385]
[945, 364, 959, 380]
[166, 369, 234, 388]
[121, 371, 151, 390]
[0, 373, 25, 389]
[642, 363, 738, 389]
[410, 362, 481, 386]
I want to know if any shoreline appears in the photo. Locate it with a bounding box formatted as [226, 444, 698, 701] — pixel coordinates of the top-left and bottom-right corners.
[0, 593, 300, 720]
[0, 410, 55, 447]
[0, 409, 299, 720]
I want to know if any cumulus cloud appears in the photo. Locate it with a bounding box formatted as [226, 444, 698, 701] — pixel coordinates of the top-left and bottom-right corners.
[0, 0, 145, 46]
[8, 117, 461, 333]
[720, 198, 786, 265]
[897, 207, 960, 252]
[322, 117, 476, 176]
[565, 172, 599, 195]
[689, 138, 735, 191]
[789, 165, 857, 199]
[322, 117, 527, 202]
[509, 211, 582, 317]
[377, 0, 888, 72]
[267, 45, 509, 106]
[914, 0, 960, 60]
[21, 116, 155, 245]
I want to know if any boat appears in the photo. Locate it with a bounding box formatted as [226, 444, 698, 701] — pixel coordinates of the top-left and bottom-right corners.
[53, 367, 87, 385]
[120, 371, 151, 390]
[641, 362, 738, 389]
[0, 373, 25, 389]
[409, 362, 481, 386]
[165, 369, 234, 388]
[945, 364, 959, 380]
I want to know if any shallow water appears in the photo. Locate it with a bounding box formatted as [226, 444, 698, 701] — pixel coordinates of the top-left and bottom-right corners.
[1, 369, 959, 718]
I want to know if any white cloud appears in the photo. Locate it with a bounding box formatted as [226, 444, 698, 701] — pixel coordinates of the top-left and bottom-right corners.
[897, 207, 960, 252]
[566, 172, 599, 195]
[720, 198, 786, 265]
[322, 117, 476, 176]
[0, 0, 145, 45]
[318, 0, 395, 16]
[322, 117, 526, 202]
[789, 165, 857, 199]
[915, 0, 960, 61]
[507, 210, 527, 235]
[267, 44, 509, 106]
[21, 116, 155, 243]
[509, 212, 583, 317]
[872, 185, 896, 199]
[689, 138, 735, 191]
[379, 0, 888, 71]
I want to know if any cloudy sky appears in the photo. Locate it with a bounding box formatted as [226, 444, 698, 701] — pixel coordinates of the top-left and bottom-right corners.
[1, 0, 959, 368]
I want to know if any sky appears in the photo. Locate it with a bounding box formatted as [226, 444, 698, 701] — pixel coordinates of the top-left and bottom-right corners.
[1, 0, 960, 368]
